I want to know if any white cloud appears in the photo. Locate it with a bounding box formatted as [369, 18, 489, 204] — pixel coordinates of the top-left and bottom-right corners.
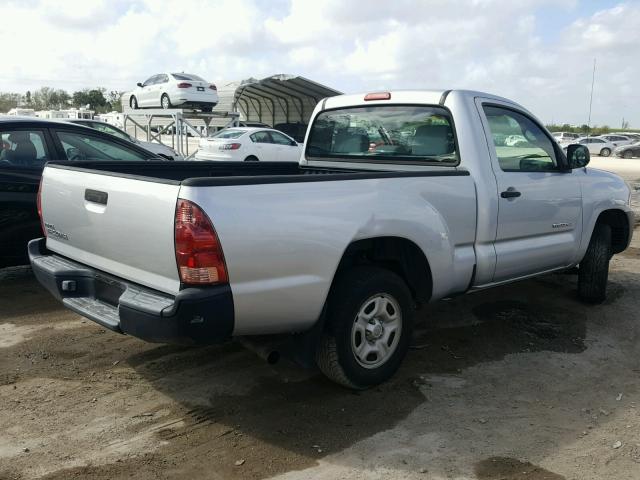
[0, 0, 638, 126]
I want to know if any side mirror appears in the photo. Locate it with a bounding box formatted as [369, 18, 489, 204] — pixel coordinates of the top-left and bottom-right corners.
[566, 144, 590, 169]
[136, 82, 143, 87]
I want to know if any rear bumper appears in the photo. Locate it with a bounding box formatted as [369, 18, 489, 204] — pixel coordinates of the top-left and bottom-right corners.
[28, 238, 234, 345]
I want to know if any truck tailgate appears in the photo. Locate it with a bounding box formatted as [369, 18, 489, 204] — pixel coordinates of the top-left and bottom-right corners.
[40, 165, 181, 294]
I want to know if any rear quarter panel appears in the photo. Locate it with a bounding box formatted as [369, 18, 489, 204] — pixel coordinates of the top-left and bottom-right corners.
[180, 175, 477, 335]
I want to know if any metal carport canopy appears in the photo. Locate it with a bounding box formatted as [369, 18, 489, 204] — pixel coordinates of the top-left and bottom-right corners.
[231, 74, 342, 127]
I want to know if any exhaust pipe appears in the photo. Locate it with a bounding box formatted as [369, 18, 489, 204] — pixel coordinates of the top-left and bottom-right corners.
[238, 336, 281, 364]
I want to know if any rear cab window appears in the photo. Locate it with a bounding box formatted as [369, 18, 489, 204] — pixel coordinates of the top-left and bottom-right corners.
[305, 105, 458, 165]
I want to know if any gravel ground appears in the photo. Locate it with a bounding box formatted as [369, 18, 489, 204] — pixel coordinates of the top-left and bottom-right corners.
[1, 159, 640, 480]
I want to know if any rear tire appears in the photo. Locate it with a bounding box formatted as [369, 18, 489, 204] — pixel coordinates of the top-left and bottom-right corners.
[244, 156, 259, 162]
[161, 94, 172, 110]
[578, 223, 611, 304]
[130, 96, 138, 109]
[316, 266, 413, 389]
[600, 148, 611, 157]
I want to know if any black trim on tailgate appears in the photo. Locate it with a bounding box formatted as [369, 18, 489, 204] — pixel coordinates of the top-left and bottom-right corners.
[45, 162, 182, 185]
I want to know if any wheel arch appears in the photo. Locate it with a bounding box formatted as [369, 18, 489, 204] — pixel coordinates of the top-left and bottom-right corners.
[331, 236, 433, 305]
[595, 209, 630, 254]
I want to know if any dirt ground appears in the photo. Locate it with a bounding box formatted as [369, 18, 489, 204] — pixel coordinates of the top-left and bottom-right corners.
[0, 228, 639, 480]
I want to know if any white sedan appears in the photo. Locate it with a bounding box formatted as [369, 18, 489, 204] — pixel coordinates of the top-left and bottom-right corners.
[195, 127, 302, 162]
[128, 73, 218, 112]
[573, 136, 616, 157]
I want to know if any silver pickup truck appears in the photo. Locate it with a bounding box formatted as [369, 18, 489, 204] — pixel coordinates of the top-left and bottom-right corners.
[30, 90, 634, 389]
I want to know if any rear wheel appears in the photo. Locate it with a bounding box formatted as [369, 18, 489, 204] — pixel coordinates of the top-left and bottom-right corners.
[578, 223, 611, 304]
[244, 156, 259, 162]
[623, 151, 633, 159]
[600, 148, 611, 157]
[130, 96, 138, 109]
[161, 94, 172, 110]
[316, 266, 413, 389]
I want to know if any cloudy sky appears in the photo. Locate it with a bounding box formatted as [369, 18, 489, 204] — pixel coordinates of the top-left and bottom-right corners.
[1, 0, 638, 127]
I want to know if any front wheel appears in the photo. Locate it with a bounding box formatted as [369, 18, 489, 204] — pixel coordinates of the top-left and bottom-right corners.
[623, 151, 633, 159]
[201, 105, 213, 113]
[316, 266, 413, 389]
[578, 223, 611, 304]
[600, 148, 611, 157]
[130, 96, 138, 109]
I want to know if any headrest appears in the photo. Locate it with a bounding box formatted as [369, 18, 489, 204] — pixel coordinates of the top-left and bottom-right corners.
[8, 131, 30, 143]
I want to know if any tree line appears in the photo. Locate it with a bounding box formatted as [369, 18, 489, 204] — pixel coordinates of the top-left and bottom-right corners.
[0, 87, 123, 114]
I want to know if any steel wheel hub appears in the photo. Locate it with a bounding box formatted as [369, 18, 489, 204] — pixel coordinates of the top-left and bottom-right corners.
[351, 293, 402, 369]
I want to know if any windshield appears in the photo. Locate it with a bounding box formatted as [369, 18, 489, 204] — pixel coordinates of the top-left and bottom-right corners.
[306, 105, 458, 164]
[172, 73, 205, 81]
[212, 129, 246, 139]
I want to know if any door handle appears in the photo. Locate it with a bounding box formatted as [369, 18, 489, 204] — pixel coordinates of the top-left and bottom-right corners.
[500, 190, 521, 199]
[85, 189, 108, 205]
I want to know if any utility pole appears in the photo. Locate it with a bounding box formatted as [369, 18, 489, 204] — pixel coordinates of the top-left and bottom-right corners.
[587, 58, 596, 136]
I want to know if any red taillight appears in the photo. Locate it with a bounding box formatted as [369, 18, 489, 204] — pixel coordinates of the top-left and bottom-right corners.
[218, 143, 241, 150]
[364, 92, 391, 101]
[177, 82, 192, 88]
[37, 177, 46, 236]
[174, 199, 228, 285]
[209, 84, 217, 91]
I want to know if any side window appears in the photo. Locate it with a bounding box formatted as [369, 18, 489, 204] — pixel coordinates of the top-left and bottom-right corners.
[250, 131, 271, 143]
[483, 106, 558, 172]
[158, 74, 169, 83]
[56, 131, 149, 161]
[0, 130, 50, 168]
[269, 131, 294, 145]
[143, 75, 157, 87]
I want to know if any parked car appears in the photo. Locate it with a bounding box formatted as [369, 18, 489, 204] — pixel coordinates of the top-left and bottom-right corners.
[614, 142, 640, 159]
[597, 135, 634, 147]
[31, 90, 633, 389]
[128, 73, 218, 112]
[0, 117, 161, 268]
[552, 132, 580, 143]
[572, 136, 615, 157]
[611, 132, 640, 142]
[67, 119, 181, 160]
[504, 134, 528, 147]
[195, 127, 301, 162]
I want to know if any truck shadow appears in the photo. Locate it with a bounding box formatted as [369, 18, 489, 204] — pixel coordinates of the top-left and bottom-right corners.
[117, 273, 597, 479]
[6, 267, 636, 480]
[0, 266, 64, 323]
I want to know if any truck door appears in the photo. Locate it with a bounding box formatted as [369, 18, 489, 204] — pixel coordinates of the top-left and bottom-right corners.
[475, 99, 583, 282]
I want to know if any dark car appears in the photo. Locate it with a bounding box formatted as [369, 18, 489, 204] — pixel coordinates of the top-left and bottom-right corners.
[274, 122, 307, 143]
[614, 142, 640, 159]
[0, 117, 159, 268]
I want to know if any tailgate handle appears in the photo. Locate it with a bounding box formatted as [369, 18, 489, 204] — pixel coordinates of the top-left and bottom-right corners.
[85, 189, 108, 205]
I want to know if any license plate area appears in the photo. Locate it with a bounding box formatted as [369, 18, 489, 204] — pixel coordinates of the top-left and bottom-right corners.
[94, 276, 125, 307]
[197, 86, 205, 91]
